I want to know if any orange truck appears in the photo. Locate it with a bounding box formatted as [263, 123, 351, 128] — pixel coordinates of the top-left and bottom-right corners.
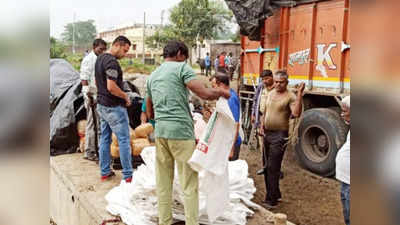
[236, 0, 350, 176]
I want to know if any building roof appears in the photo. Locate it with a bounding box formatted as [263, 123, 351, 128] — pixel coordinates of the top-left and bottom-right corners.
[99, 24, 161, 35]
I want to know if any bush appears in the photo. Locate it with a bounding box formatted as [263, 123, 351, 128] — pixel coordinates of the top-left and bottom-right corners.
[50, 37, 67, 59]
[65, 53, 84, 71]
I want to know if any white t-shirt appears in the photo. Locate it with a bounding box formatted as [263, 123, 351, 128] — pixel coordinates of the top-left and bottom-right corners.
[336, 132, 350, 184]
[80, 51, 98, 95]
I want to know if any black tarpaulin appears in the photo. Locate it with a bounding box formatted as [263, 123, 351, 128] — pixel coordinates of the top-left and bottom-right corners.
[50, 59, 143, 156]
[224, 0, 324, 41]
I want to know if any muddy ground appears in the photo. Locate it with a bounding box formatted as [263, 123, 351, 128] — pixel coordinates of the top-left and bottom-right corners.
[240, 145, 343, 225]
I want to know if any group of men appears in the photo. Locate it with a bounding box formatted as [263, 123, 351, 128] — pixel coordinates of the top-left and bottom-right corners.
[80, 36, 135, 182]
[79, 34, 350, 225]
[251, 69, 305, 208]
[251, 69, 350, 224]
[203, 51, 235, 79]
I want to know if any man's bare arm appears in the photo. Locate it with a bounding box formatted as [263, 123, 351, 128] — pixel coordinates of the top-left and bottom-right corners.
[81, 80, 89, 86]
[186, 79, 230, 100]
[140, 112, 147, 124]
[260, 114, 265, 136]
[290, 82, 305, 118]
[229, 123, 240, 158]
[146, 97, 154, 120]
[106, 79, 131, 106]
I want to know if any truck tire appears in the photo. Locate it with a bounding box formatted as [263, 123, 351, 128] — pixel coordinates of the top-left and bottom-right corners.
[295, 108, 349, 177]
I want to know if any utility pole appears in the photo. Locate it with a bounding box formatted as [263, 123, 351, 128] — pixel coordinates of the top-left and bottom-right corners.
[72, 12, 76, 54]
[161, 10, 164, 28]
[158, 10, 165, 49]
[142, 12, 146, 63]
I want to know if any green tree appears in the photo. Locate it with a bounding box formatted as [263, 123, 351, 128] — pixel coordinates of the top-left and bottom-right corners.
[50, 37, 67, 58]
[145, 25, 178, 49]
[61, 20, 97, 49]
[169, 0, 232, 45]
[147, 0, 232, 63]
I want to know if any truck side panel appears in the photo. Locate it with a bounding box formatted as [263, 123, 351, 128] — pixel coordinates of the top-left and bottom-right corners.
[241, 0, 350, 95]
[263, 13, 281, 72]
[241, 36, 261, 86]
[286, 0, 350, 93]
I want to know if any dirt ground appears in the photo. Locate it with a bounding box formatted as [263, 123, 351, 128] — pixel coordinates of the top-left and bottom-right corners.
[240, 144, 343, 225]
[196, 73, 344, 225]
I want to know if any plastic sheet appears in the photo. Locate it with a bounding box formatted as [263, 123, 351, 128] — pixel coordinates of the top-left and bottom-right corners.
[224, 0, 325, 41]
[50, 59, 143, 156]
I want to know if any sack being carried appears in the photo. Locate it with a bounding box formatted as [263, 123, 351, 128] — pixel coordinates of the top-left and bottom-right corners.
[189, 98, 236, 176]
[188, 98, 237, 223]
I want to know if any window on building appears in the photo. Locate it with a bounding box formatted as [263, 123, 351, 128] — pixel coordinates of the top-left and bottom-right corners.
[132, 44, 137, 51]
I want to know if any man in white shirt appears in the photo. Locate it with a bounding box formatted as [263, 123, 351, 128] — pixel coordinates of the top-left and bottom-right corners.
[335, 95, 350, 225]
[80, 38, 107, 161]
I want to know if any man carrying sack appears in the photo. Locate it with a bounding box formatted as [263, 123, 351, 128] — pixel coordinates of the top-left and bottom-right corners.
[146, 40, 230, 225]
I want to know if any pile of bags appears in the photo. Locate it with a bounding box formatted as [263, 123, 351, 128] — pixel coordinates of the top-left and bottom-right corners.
[105, 147, 260, 225]
[76, 121, 153, 157]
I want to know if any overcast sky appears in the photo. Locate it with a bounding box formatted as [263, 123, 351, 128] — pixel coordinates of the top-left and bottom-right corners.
[50, 0, 184, 39]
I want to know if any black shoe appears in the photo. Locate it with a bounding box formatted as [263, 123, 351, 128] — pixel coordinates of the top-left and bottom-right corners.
[263, 200, 278, 209]
[256, 168, 265, 175]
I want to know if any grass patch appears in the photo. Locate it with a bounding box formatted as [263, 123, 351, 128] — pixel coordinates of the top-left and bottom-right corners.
[120, 58, 157, 75]
[64, 54, 157, 74]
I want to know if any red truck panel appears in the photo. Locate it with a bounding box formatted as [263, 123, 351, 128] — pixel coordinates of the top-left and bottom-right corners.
[240, 0, 350, 94]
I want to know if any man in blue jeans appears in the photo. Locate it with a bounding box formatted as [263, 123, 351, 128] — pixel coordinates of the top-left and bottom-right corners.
[95, 35, 133, 183]
[205, 52, 211, 77]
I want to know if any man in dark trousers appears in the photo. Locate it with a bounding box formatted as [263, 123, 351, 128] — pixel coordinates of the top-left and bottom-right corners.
[80, 38, 107, 161]
[95, 36, 133, 183]
[205, 52, 211, 77]
[259, 70, 305, 208]
[250, 70, 274, 174]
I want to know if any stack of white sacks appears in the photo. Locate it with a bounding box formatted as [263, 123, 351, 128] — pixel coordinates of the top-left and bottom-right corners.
[105, 146, 260, 225]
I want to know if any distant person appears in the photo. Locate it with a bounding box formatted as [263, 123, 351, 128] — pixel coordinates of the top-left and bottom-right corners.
[205, 52, 211, 77]
[259, 70, 305, 209]
[95, 35, 133, 183]
[226, 52, 234, 80]
[335, 96, 350, 225]
[214, 54, 219, 75]
[84, 49, 90, 57]
[218, 52, 227, 74]
[80, 38, 107, 161]
[146, 40, 230, 225]
[225, 52, 232, 66]
[210, 73, 242, 160]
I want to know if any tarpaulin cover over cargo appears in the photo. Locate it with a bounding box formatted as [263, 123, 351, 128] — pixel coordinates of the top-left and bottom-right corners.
[224, 0, 326, 40]
[49, 59, 143, 156]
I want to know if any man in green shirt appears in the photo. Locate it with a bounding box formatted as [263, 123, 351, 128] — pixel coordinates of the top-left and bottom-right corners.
[146, 41, 230, 225]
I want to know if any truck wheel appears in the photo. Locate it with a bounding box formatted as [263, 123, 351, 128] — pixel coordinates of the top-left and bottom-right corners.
[295, 108, 349, 177]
